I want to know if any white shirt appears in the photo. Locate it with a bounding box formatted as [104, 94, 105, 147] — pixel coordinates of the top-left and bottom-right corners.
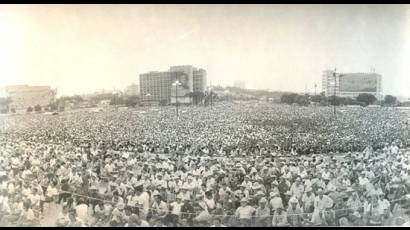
[29, 194, 41, 207]
[46, 186, 58, 198]
[170, 201, 183, 216]
[270, 197, 284, 210]
[235, 206, 256, 220]
[137, 192, 150, 213]
[75, 204, 89, 223]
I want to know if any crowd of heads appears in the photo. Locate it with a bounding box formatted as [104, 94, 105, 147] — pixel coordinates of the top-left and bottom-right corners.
[0, 102, 409, 226]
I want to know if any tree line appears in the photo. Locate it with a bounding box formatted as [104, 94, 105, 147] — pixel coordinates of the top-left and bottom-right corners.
[280, 92, 398, 107]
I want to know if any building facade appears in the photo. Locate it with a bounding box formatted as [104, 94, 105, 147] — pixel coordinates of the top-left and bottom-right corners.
[322, 70, 382, 99]
[139, 65, 207, 104]
[4, 85, 56, 111]
[193, 68, 207, 92]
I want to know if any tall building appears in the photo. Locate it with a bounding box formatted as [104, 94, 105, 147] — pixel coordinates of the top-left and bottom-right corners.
[193, 68, 207, 92]
[322, 70, 382, 99]
[4, 85, 56, 111]
[139, 65, 207, 104]
[124, 84, 140, 96]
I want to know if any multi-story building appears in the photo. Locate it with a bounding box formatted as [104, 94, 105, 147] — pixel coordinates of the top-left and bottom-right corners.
[124, 84, 140, 96]
[139, 65, 207, 105]
[193, 68, 207, 92]
[322, 70, 382, 99]
[4, 85, 56, 111]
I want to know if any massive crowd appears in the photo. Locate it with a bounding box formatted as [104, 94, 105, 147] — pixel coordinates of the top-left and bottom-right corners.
[0, 102, 409, 227]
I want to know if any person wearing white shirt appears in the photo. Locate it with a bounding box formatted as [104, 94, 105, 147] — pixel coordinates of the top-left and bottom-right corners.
[290, 177, 304, 201]
[269, 192, 284, 211]
[235, 198, 255, 227]
[18, 202, 36, 227]
[378, 195, 391, 214]
[67, 208, 86, 227]
[7, 181, 15, 195]
[311, 189, 333, 225]
[168, 195, 183, 226]
[204, 191, 216, 211]
[135, 186, 149, 220]
[301, 187, 315, 213]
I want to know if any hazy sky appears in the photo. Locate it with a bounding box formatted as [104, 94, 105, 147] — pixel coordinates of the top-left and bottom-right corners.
[0, 4, 409, 97]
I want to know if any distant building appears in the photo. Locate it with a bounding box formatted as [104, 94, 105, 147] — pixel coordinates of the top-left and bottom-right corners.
[4, 85, 56, 111]
[234, 80, 246, 89]
[139, 65, 207, 105]
[98, 100, 111, 107]
[322, 70, 382, 99]
[124, 84, 140, 96]
[193, 68, 207, 93]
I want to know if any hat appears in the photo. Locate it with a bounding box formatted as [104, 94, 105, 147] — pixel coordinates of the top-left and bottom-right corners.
[255, 191, 265, 197]
[285, 190, 292, 196]
[289, 197, 298, 204]
[240, 198, 248, 203]
[196, 193, 204, 199]
[305, 187, 312, 193]
[346, 187, 354, 193]
[259, 197, 267, 203]
[327, 184, 336, 192]
[117, 203, 125, 210]
[270, 192, 279, 198]
[252, 183, 262, 190]
[152, 190, 160, 197]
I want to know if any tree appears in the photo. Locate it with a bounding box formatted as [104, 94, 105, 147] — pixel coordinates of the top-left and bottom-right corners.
[125, 95, 140, 107]
[204, 91, 218, 106]
[72, 95, 84, 103]
[27, 106, 33, 113]
[328, 96, 340, 106]
[310, 95, 322, 103]
[0, 97, 12, 113]
[34, 104, 42, 112]
[185, 92, 195, 104]
[383, 95, 397, 106]
[49, 103, 58, 111]
[295, 94, 309, 106]
[195, 91, 205, 105]
[280, 93, 298, 105]
[159, 99, 168, 106]
[0, 97, 12, 106]
[356, 93, 377, 106]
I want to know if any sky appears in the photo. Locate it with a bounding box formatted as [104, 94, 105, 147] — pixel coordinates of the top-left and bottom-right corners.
[0, 4, 409, 97]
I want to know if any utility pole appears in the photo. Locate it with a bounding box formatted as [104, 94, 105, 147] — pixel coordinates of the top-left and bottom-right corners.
[173, 80, 181, 118]
[333, 68, 337, 118]
[176, 82, 178, 118]
[314, 84, 317, 96]
[210, 80, 213, 107]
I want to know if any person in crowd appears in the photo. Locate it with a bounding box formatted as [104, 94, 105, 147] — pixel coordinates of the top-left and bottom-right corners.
[287, 196, 304, 226]
[234, 198, 255, 227]
[272, 207, 289, 227]
[254, 197, 270, 227]
[0, 102, 409, 227]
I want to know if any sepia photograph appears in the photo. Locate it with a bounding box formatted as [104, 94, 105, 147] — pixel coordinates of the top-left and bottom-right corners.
[0, 4, 410, 227]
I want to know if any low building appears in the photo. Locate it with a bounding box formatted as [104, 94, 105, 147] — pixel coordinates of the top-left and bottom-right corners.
[4, 85, 56, 111]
